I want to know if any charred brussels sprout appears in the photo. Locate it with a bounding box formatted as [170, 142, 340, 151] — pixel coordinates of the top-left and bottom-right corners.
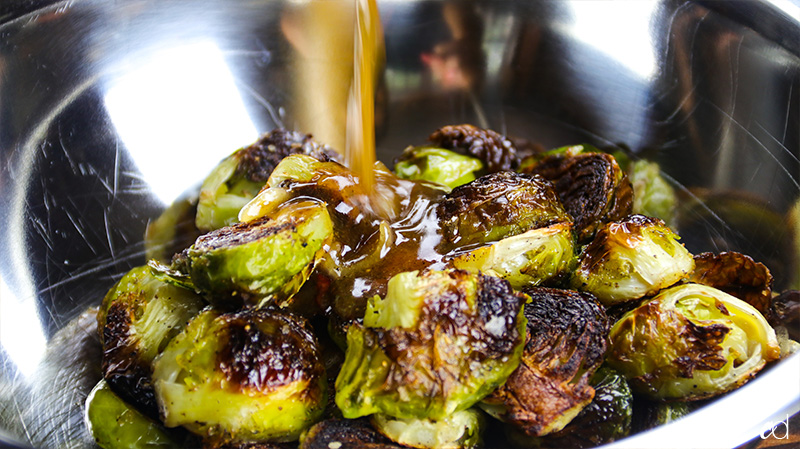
[607, 283, 781, 401]
[507, 366, 633, 448]
[85, 379, 182, 449]
[427, 124, 519, 173]
[176, 200, 333, 309]
[394, 146, 484, 190]
[371, 409, 483, 449]
[571, 215, 694, 306]
[450, 222, 576, 290]
[335, 270, 527, 421]
[300, 419, 402, 449]
[437, 171, 570, 248]
[688, 251, 773, 316]
[482, 288, 609, 437]
[97, 265, 205, 418]
[152, 308, 327, 443]
[196, 129, 339, 232]
[521, 151, 632, 242]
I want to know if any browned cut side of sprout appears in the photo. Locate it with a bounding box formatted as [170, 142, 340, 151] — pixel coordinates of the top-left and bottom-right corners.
[481, 287, 610, 437]
[428, 124, 519, 172]
[688, 251, 773, 316]
[521, 152, 633, 242]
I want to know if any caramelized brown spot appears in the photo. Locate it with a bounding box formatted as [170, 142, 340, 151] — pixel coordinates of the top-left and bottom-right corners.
[101, 299, 159, 419]
[217, 309, 324, 399]
[192, 217, 295, 252]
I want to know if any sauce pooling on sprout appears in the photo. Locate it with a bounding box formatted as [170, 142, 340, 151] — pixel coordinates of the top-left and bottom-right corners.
[272, 163, 451, 322]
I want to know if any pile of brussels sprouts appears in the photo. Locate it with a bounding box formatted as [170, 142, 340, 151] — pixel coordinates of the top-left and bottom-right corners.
[86, 125, 798, 449]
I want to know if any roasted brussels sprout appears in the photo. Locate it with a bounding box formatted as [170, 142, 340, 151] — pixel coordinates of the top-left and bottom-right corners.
[687, 251, 773, 316]
[335, 269, 527, 421]
[393, 146, 484, 190]
[174, 200, 333, 309]
[152, 308, 327, 444]
[299, 419, 402, 449]
[769, 290, 800, 342]
[607, 283, 781, 401]
[97, 265, 205, 418]
[145, 194, 203, 263]
[437, 171, 570, 248]
[196, 129, 340, 232]
[507, 366, 633, 448]
[427, 124, 519, 173]
[371, 409, 483, 449]
[481, 288, 609, 437]
[85, 379, 182, 449]
[521, 151, 633, 242]
[628, 159, 677, 226]
[570, 215, 694, 306]
[450, 222, 576, 290]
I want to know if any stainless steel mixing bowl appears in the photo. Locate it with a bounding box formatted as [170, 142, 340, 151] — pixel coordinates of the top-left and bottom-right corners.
[1, 1, 798, 448]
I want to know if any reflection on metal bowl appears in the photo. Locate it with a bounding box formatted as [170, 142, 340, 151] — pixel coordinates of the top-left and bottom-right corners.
[0, 1, 798, 448]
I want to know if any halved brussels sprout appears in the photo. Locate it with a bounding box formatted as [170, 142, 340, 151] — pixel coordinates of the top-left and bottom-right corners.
[507, 366, 633, 448]
[175, 200, 333, 309]
[335, 270, 527, 421]
[299, 419, 402, 449]
[481, 288, 609, 437]
[437, 171, 570, 248]
[427, 124, 519, 173]
[196, 129, 339, 232]
[85, 379, 182, 449]
[371, 409, 483, 449]
[97, 265, 205, 418]
[152, 308, 327, 444]
[607, 283, 781, 401]
[688, 251, 773, 316]
[450, 222, 576, 290]
[393, 146, 484, 190]
[570, 214, 694, 306]
[521, 151, 632, 242]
